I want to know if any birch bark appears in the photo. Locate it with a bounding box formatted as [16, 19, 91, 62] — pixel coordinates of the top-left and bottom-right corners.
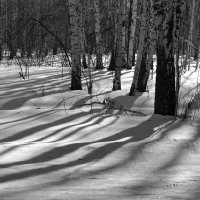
[173, 0, 185, 116]
[94, 0, 103, 69]
[69, 0, 82, 90]
[153, 0, 181, 116]
[127, 0, 138, 69]
[129, 0, 149, 96]
[121, 0, 127, 67]
[113, 0, 123, 91]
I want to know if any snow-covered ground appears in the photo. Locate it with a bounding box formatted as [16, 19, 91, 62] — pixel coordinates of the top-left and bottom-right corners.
[0, 59, 200, 200]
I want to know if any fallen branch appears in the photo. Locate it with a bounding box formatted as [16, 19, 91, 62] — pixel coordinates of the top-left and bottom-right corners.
[72, 100, 147, 116]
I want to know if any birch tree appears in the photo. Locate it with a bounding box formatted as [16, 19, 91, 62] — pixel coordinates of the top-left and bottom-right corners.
[121, 0, 127, 67]
[69, 0, 82, 90]
[153, 0, 184, 116]
[127, 0, 138, 69]
[94, 0, 103, 69]
[173, 0, 185, 116]
[147, 0, 156, 78]
[108, 1, 118, 71]
[187, 0, 195, 70]
[113, 0, 123, 91]
[137, 0, 151, 92]
[193, 0, 200, 62]
[0, 0, 3, 60]
[129, 0, 149, 96]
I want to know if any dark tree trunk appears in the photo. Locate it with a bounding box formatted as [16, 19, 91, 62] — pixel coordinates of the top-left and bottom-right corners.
[132, 49, 136, 66]
[155, 47, 176, 115]
[71, 68, 82, 90]
[137, 51, 149, 91]
[154, 1, 176, 116]
[9, 48, 16, 59]
[0, 44, 2, 61]
[113, 67, 121, 91]
[53, 45, 57, 55]
[21, 45, 25, 58]
[108, 49, 116, 71]
[194, 46, 199, 60]
[96, 54, 104, 69]
[82, 54, 88, 69]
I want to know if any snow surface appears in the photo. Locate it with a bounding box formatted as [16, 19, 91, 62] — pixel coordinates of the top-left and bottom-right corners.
[0, 60, 200, 200]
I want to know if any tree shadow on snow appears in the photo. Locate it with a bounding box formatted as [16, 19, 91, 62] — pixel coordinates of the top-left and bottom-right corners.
[0, 114, 176, 186]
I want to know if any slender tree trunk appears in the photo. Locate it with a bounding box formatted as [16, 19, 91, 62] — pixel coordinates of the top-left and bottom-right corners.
[173, 0, 185, 116]
[137, 0, 151, 92]
[129, 0, 149, 96]
[187, 0, 195, 70]
[108, 1, 118, 71]
[6, 0, 16, 60]
[137, 48, 148, 92]
[147, 0, 156, 78]
[121, 0, 127, 68]
[80, 2, 88, 69]
[16, 0, 25, 56]
[127, 0, 138, 69]
[194, 0, 200, 62]
[108, 49, 116, 71]
[69, 0, 82, 90]
[94, 0, 103, 69]
[0, 44, 2, 61]
[194, 47, 199, 61]
[53, 40, 58, 55]
[113, 0, 123, 91]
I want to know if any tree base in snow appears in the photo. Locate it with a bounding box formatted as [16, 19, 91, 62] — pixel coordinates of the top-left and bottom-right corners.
[71, 70, 82, 90]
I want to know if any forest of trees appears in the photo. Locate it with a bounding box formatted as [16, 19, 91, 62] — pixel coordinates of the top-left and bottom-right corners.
[0, 0, 200, 116]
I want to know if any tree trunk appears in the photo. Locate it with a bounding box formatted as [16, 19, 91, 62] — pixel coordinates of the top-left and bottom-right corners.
[16, 0, 26, 57]
[53, 42, 58, 55]
[121, 0, 127, 68]
[0, 44, 2, 61]
[69, 0, 82, 90]
[187, 0, 195, 70]
[154, 0, 176, 116]
[147, 0, 156, 78]
[108, 1, 118, 71]
[108, 49, 116, 71]
[173, 0, 185, 116]
[194, 47, 199, 61]
[193, 0, 200, 62]
[94, 0, 103, 69]
[137, 48, 149, 92]
[129, 0, 149, 96]
[137, 0, 151, 92]
[82, 54, 88, 69]
[113, 0, 123, 91]
[127, 0, 138, 69]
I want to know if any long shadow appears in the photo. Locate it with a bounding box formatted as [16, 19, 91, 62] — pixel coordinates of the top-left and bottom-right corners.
[0, 115, 175, 184]
[0, 111, 91, 143]
[0, 113, 119, 168]
[34, 113, 119, 143]
[0, 109, 60, 126]
[0, 77, 70, 98]
[0, 83, 70, 110]
[0, 72, 70, 92]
